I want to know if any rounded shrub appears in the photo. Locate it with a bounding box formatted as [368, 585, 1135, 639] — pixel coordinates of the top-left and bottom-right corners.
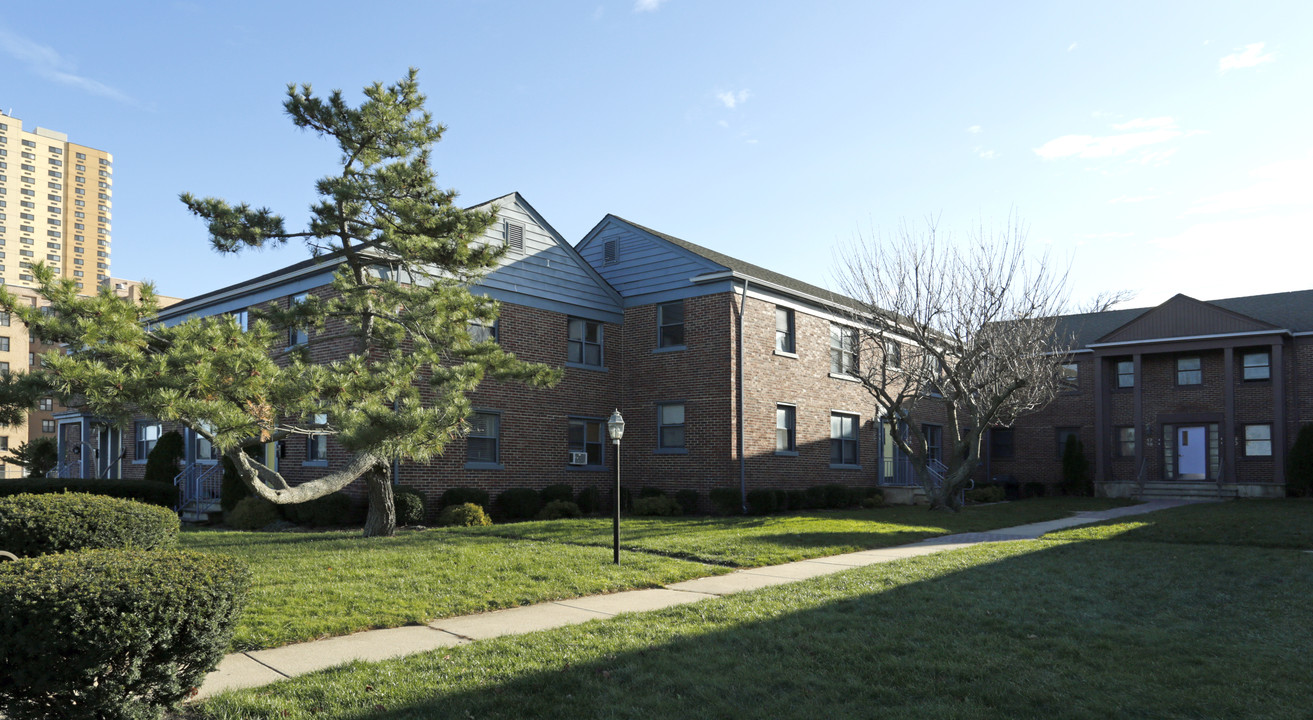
[143, 430, 186, 484]
[639, 486, 666, 499]
[226, 496, 282, 530]
[540, 484, 574, 505]
[632, 495, 682, 516]
[786, 489, 806, 511]
[437, 502, 492, 527]
[0, 548, 249, 720]
[708, 488, 741, 515]
[311, 492, 357, 527]
[219, 455, 251, 514]
[860, 491, 885, 509]
[439, 487, 490, 511]
[746, 489, 778, 515]
[675, 489, 699, 514]
[823, 484, 853, 509]
[967, 485, 1006, 504]
[575, 486, 603, 514]
[395, 487, 427, 525]
[803, 485, 828, 509]
[495, 488, 542, 521]
[537, 500, 582, 520]
[0, 493, 179, 558]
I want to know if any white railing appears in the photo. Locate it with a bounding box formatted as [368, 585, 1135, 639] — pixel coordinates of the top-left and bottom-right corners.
[174, 462, 224, 514]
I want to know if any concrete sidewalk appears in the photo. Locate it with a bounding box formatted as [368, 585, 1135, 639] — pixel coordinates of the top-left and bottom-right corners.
[195, 499, 1193, 700]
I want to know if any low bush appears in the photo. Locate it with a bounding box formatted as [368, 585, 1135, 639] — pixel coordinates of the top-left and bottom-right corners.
[632, 495, 682, 516]
[394, 487, 427, 525]
[576, 486, 603, 514]
[0, 478, 178, 508]
[0, 493, 178, 558]
[311, 492, 357, 527]
[437, 503, 492, 527]
[803, 485, 828, 509]
[674, 489, 699, 514]
[1021, 482, 1048, 499]
[0, 548, 249, 720]
[226, 496, 282, 531]
[496, 488, 542, 521]
[746, 489, 778, 515]
[967, 485, 1006, 504]
[861, 490, 885, 508]
[639, 486, 666, 498]
[439, 487, 490, 511]
[822, 484, 854, 509]
[537, 500, 583, 520]
[1289, 423, 1313, 497]
[540, 484, 574, 505]
[786, 489, 807, 511]
[143, 430, 186, 484]
[708, 488, 741, 515]
[219, 456, 250, 514]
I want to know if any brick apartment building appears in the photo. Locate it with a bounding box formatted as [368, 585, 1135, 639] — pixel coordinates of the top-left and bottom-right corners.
[982, 292, 1310, 499]
[92, 193, 935, 509]
[67, 193, 1303, 507]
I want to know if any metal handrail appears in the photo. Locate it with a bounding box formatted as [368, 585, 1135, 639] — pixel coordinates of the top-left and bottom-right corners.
[174, 462, 224, 514]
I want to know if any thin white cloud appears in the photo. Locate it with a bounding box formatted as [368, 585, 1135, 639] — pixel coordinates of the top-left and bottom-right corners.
[0, 28, 136, 105]
[716, 89, 750, 109]
[967, 125, 982, 134]
[1219, 42, 1274, 72]
[975, 148, 998, 160]
[1067, 42, 1078, 52]
[634, 0, 667, 12]
[1034, 117, 1194, 162]
[1109, 194, 1159, 204]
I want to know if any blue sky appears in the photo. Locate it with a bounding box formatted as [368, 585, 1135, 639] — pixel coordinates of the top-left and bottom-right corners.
[1, 1, 1308, 309]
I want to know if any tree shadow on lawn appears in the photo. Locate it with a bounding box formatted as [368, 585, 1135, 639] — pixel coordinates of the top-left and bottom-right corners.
[1044, 498, 1313, 549]
[205, 539, 1311, 720]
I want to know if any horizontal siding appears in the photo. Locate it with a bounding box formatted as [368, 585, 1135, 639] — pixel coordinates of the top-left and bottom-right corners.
[579, 221, 723, 298]
[479, 199, 620, 314]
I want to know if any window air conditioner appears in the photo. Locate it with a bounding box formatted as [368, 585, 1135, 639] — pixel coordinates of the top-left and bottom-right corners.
[568, 451, 589, 466]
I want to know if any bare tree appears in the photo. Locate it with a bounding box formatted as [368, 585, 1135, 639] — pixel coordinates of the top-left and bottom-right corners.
[834, 216, 1100, 511]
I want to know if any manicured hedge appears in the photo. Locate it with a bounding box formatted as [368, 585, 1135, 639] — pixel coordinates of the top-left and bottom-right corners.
[0, 548, 249, 720]
[0, 478, 179, 508]
[709, 488, 741, 515]
[0, 493, 179, 558]
[437, 503, 492, 527]
[576, 486, 603, 514]
[439, 487, 490, 511]
[539, 484, 574, 505]
[495, 488, 541, 521]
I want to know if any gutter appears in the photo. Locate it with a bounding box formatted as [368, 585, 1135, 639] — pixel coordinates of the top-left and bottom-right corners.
[1087, 328, 1290, 349]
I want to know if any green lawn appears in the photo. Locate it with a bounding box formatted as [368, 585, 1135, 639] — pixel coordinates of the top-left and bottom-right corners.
[183, 498, 1126, 650]
[193, 504, 1313, 719]
[467, 497, 1134, 566]
[1045, 498, 1313, 548]
[180, 529, 726, 651]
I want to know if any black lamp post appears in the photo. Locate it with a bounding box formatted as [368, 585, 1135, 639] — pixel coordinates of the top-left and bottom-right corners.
[607, 409, 625, 565]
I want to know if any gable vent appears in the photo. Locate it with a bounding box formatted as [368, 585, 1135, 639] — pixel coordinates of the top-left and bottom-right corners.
[505, 222, 524, 253]
[603, 239, 618, 265]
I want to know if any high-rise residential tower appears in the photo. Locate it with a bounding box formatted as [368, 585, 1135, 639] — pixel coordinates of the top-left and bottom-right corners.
[0, 110, 112, 292]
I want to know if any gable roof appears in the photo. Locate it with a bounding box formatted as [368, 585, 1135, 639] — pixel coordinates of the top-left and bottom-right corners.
[1061, 288, 1313, 349]
[605, 216, 863, 310]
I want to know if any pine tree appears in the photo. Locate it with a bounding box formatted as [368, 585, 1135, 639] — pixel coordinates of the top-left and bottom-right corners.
[2, 437, 58, 478]
[0, 70, 560, 536]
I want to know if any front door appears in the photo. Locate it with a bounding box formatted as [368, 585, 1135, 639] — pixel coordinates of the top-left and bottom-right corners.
[1177, 425, 1207, 480]
[923, 424, 943, 466]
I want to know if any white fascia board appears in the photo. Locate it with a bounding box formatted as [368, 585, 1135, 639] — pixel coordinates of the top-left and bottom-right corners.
[1087, 328, 1290, 349]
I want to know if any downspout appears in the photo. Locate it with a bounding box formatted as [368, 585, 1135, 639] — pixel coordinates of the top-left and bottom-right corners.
[738, 279, 750, 514]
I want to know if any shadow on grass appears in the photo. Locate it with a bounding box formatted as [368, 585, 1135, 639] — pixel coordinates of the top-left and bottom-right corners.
[201, 539, 1312, 720]
[1044, 498, 1313, 549]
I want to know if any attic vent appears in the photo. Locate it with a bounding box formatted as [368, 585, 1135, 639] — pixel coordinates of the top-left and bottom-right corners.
[505, 222, 524, 253]
[603, 239, 618, 265]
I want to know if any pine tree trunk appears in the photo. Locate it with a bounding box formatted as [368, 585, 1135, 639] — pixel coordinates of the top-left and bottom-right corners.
[362, 463, 396, 538]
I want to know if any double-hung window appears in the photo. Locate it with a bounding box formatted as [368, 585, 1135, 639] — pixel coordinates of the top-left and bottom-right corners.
[195, 422, 219, 462]
[1060, 362, 1079, 391]
[658, 403, 685, 450]
[775, 404, 796, 453]
[466, 412, 500, 465]
[1116, 360, 1134, 388]
[1243, 424, 1272, 457]
[135, 422, 161, 461]
[884, 340, 901, 370]
[830, 325, 858, 375]
[830, 413, 859, 466]
[1242, 352, 1270, 381]
[989, 428, 1014, 459]
[1177, 357, 1201, 385]
[468, 320, 498, 343]
[568, 318, 603, 367]
[657, 302, 684, 348]
[1115, 426, 1136, 458]
[305, 413, 329, 463]
[568, 418, 604, 466]
[37, 397, 52, 411]
[775, 307, 795, 353]
[288, 293, 310, 346]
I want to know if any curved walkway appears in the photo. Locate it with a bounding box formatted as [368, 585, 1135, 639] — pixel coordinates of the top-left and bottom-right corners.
[196, 499, 1195, 700]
